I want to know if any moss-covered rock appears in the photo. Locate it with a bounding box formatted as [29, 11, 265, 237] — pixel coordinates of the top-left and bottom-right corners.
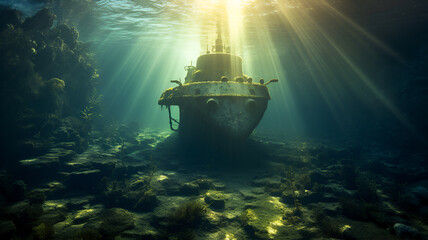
[241, 197, 302, 239]
[0, 220, 16, 239]
[204, 190, 226, 211]
[98, 208, 135, 238]
[0, 7, 99, 163]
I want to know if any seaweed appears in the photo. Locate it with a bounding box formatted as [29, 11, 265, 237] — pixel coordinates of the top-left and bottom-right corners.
[80, 89, 102, 122]
[284, 167, 302, 216]
[102, 166, 158, 212]
[166, 200, 207, 233]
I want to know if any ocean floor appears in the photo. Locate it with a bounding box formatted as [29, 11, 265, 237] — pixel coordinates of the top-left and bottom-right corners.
[1, 125, 428, 240]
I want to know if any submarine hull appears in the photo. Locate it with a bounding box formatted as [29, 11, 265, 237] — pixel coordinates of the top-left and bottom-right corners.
[179, 97, 268, 140]
[159, 81, 271, 141]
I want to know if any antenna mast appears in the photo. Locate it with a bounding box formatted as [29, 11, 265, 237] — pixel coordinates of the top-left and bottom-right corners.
[215, 21, 223, 52]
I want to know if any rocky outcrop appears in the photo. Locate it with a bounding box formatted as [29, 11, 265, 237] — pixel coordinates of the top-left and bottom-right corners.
[0, 7, 100, 163]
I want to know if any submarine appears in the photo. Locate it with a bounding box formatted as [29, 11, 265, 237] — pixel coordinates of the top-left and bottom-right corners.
[158, 30, 277, 141]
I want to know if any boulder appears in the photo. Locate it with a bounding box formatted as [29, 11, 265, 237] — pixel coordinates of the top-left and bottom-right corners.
[193, 179, 215, 190]
[98, 208, 135, 238]
[0, 220, 16, 239]
[0, 175, 27, 203]
[18, 153, 62, 182]
[37, 201, 67, 226]
[7, 200, 43, 230]
[73, 208, 101, 224]
[63, 169, 102, 191]
[133, 189, 159, 212]
[27, 188, 46, 205]
[204, 191, 226, 211]
[241, 198, 302, 239]
[393, 223, 420, 238]
[178, 182, 199, 196]
[309, 169, 329, 184]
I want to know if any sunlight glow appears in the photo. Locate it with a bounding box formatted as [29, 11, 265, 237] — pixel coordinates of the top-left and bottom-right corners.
[95, 0, 419, 138]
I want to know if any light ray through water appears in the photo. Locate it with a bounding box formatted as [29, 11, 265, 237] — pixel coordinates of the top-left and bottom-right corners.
[90, 0, 421, 139]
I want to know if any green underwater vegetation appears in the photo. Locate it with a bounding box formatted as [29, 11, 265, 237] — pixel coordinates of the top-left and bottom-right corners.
[0, 7, 100, 162]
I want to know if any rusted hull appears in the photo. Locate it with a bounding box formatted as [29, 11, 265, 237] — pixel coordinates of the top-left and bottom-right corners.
[159, 82, 270, 140]
[178, 96, 268, 140]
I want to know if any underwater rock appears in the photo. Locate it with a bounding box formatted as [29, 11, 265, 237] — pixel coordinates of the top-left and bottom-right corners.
[338, 219, 399, 240]
[370, 211, 408, 229]
[178, 182, 200, 196]
[44, 181, 66, 198]
[313, 147, 360, 167]
[73, 208, 101, 224]
[32, 222, 54, 240]
[402, 180, 428, 208]
[204, 190, 226, 211]
[63, 169, 103, 192]
[133, 189, 159, 212]
[0, 175, 27, 204]
[98, 208, 135, 238]
[310, 202, 341, 217]
[7, 200, 44, 230]
[308, 169, 329, 185]
[0, 7, 99, 163]
[288, 190, 337, 205]
[238, 189, 260, 201]
[18, 155, 61, 182]
[53, 24, 79, 49]
[53, 222, 83, 240]
[393, 223, 420, 238]
[22, 8, 55, 31]
[27, 189, 46, 205]
[252, 176, 282, 188]
[323, 183, 354, 198]
[65, 196, 94, 210]
[241, 197, 302, 239]
[37, 207, 66, 226]
[102, 173, 159, 212]
[11, 180, 27, 202]
[0, 220, 16, 239]
[38, 78, 66, 114]
[0, 8, 22, 31]
[193, 178, 216, 190]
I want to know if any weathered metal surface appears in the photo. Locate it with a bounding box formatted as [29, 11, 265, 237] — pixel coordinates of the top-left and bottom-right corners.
[158, 35, 276, 140]
[158, 81, 270, 106]
[178, 96, 268, 139]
